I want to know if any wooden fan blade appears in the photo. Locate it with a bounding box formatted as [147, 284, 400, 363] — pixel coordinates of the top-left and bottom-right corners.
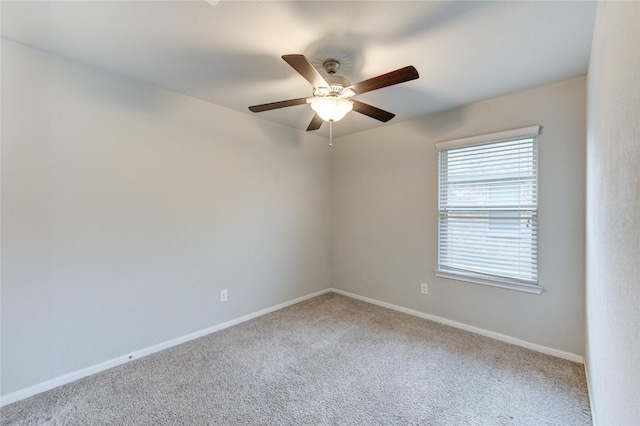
[282, 54, 329, 89]
[352, 100, 396, 122]
[306, 113, 323, 131]
[347, 66, 419, 95]
[248, 97, 308, 113]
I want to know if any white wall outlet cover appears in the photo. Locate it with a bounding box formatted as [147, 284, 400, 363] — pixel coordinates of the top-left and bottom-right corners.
[220, 289, 228, 302]
[421, 283, 429, 294]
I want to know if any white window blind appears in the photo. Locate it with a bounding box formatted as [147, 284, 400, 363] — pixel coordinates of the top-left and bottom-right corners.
[436, 126, 542, 293]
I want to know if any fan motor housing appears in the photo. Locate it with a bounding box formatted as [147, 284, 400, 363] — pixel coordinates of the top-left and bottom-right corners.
[326, 74, 350, 88]
[322, 59, 351, 89]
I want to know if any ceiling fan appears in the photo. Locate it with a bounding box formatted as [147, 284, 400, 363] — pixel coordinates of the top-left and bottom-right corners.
[248, 54, 419, 131]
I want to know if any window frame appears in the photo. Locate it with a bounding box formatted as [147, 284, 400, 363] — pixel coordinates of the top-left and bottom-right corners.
[435, 125, 544, 295]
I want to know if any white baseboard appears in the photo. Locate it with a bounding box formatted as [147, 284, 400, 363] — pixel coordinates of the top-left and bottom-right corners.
[583, 356, 597, 424]
[331, 288, 585, 364]
[1, 286, 584, 407]
[0, 288, 332, 407]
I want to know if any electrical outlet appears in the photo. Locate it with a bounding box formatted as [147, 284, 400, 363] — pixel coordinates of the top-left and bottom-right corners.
[421, 283, 429, 294]
[220, 289, 228, 302]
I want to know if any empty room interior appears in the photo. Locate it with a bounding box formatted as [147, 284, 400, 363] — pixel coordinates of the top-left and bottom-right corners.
[1, 1, 638, 425]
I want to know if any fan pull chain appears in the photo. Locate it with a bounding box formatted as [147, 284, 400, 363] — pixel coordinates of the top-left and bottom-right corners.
[329, 121, 333, 147]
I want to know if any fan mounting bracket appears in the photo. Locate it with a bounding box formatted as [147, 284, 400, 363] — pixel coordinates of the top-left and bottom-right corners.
[322, 59, 341, 75]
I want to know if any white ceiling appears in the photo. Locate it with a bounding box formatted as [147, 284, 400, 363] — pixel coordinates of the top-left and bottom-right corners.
[1, 1, 597, 138]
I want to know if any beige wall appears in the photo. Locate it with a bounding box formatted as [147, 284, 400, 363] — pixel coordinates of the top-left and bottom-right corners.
[332, 76, 587, 356]
[586, 2, 640, 424]
[1, 40, 332, 396]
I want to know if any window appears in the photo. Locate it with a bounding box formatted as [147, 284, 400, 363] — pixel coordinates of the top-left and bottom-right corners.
[436, 126, 543, 294]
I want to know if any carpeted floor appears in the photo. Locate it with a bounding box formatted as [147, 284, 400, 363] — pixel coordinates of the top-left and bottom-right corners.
[1, 293, 591, 425]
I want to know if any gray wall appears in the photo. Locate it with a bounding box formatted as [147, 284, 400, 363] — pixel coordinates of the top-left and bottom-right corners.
[586, 2, 640, 424]
[2, 37, 597, 402]
[1, 40, 332, 396]
[332, 76, 587, 356]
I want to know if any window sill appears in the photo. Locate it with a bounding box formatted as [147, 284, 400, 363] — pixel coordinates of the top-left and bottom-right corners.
[435, 270, 544, 294]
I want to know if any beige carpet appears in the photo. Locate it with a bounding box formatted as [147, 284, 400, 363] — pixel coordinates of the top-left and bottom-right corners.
[1, 293, 591, 425]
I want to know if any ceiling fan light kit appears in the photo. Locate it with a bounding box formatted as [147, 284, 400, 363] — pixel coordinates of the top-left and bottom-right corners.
[248, 54, 419, 140]
[310, 96, 353, 123]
